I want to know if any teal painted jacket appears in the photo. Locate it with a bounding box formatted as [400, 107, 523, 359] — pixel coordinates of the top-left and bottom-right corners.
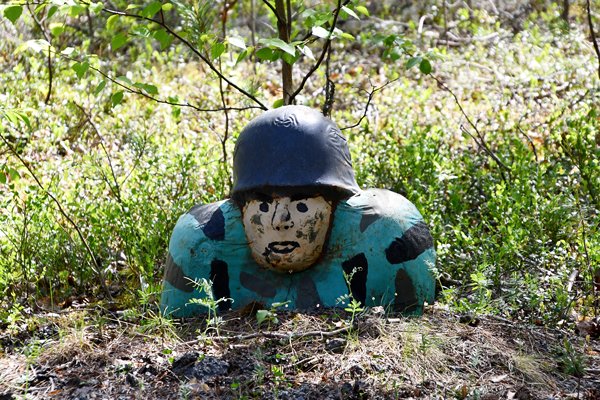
[161, 189, 436, 317]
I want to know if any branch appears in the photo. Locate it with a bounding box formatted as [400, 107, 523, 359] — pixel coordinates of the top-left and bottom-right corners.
[517, 126, 538, 164]
[321, 46, 334, 116]
[73, 102, 122, 201]
[61, 53, 261, 113]
[260, 0, 279, 22]
[586, 0, 600, 80]
[183, 325, 351, 344]
[341, 78, 399, 131]
[101, 6, 268, 110]
[288, 0, 350, 104]
[218, 11, 233, 194]
[431, 74, 510, 183]
[0, 129, 112, 300]
[26, 3, 53, 104]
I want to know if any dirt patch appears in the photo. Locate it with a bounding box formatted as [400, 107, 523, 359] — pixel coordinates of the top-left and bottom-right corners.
[1, 308, 599, 399]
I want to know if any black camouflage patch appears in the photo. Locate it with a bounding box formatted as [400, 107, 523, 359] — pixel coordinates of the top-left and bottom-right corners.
[359, 214, 381, 233]
[296, 275, 321, 309]
[385, 221, 433, 264]
[240, 271, 277, 298]
[164, 253, 195, 293]
[188, 202, 225, 241]
[210, 259, 231, 310]
[341, 253, 368, 305]
[394, 269, 418, 313]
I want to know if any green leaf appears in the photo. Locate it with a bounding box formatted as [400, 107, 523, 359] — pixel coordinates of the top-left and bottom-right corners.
[311, 26, 330, 39]
[142, 1, 162, 18]
[0, 172, 5, 185]
[49, 23, 65, 37]
[341, 6, 359, 20]
[259, 38, 296, 56]
[355, 5, 369, 16]
[116, 75, 133, 85]
[162, 3, 173, 11]
[3, 6, 23, 24]
[134, 82, 158, 95]
[282, 51, 299, 65]
[72, 61, 89, 79]
[255, 47, 279, 61]
[272, 99, 284, 108]
[15, 39, 51, 54]
[298, 45, 315, 60]
[303, 9, 330, 28]
[69, 5, 86, 17]
[106, 14, 119, 32]
[8, 167, 20, 181]
[383, 34, 397, 46]
[131, 25, 151, 37]
[94, 80, 106, 96]
[47, 5, 58, 19]
[210, 41, 226, 60]
[227, 36, 246, 50]
[111, 32, 128, 51]
[338, 31, 354, 40]
[90, 2, 104, 14]
[61, 47, 77, 56]
[235, 48, 251, 66]
[153, 29, 173, 50]
[111, 91, 124, 107]
[2, 110, 31, 130]
[406, 56, 422, 70]
[256, 310, 267, 325]
[419, 58, 432, 74]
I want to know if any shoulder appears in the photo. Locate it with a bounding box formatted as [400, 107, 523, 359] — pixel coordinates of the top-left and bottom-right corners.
[339, 188, 424, 232]
[173, 199, 241, 241]
[169, 199, 245, 264]
[333, 189, 434, 264]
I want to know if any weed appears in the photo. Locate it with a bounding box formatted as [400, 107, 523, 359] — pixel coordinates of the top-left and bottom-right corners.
[557, 338, 587, 378]
[256, 301, 289, 328]
[187, 278, 230, 335]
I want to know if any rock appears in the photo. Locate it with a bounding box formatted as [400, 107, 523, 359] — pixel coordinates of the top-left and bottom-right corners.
[171, 352, 199, 375]
[190, 355, 229, 381]
[171, 352, 229, 380]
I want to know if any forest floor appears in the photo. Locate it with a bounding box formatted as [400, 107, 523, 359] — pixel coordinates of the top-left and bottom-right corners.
[1, 306, 599, 399]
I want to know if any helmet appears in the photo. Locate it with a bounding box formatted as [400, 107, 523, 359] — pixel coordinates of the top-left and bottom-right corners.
[232, 105, 360, 200]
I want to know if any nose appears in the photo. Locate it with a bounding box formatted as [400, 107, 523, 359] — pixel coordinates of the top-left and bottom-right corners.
[271, 200, 294, 231]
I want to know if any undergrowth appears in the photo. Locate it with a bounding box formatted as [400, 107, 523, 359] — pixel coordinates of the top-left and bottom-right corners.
[0, 1, 598, 335]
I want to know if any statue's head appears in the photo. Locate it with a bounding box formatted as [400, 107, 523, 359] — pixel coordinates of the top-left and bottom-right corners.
[232, 105, 359, 272]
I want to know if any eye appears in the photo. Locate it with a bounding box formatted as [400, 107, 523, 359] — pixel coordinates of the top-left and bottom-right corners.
[296, 202, 308, 213]
[259, 201, 269, 212]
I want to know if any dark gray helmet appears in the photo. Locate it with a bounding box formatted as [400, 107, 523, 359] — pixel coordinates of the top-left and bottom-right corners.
[232, 105, 360, 200]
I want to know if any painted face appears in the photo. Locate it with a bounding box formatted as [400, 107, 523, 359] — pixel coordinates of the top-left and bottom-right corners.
[242, 195, 333, 272]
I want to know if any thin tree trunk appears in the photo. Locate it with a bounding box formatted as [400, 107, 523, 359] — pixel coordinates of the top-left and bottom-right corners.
[275, 0, 293, 105]
[251, 0, 257, 73]
[562, 0, 569, 23]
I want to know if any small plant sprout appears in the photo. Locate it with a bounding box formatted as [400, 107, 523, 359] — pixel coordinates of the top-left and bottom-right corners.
[338, 267, 365, 326]
[256, 301, 290, 328]
[187, 278, 231, 334]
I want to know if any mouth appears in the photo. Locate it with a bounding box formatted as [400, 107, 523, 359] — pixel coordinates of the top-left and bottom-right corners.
[267, 241, 300, 254]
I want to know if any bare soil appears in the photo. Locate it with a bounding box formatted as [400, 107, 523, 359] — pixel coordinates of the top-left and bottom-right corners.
[1, 306, 599, 399]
